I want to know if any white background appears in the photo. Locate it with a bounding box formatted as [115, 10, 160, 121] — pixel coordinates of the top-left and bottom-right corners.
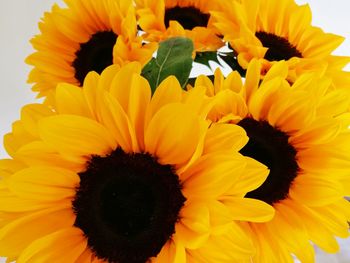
[0, 1, 349, 262]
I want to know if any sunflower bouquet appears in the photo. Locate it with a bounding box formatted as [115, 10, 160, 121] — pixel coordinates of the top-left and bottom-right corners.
[1, 0, 350, 262]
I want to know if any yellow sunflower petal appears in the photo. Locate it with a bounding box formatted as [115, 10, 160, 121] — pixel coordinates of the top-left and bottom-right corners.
[99, 91, 141, 152]
[83, 71, 104, 121]
[289, 174, 343, 207]
[38, 115, 116, 160]
[268, 204, 315, 263]
[15, 141, 85, 172]
[244, 59, 262, 102]
[203, 123, 248, 154]
[108, 62, 142, 111]
[17, 227, 87, 263]
[317, 89, 350, 117]
[152, 239, 186, 263]
[268, 91, 316, 132]
[290, 117, 341, 147]
[189, 223, 255, 262]
[146, 76, 183, 124]
[20, 104, 54, 138]
[4, 121, 37, 157]
[227, 156, 269, 197]
[108, 64, 150, 150]
[285, 199, 340, 253]
[125, 74, 151, 151]
[261, 61, 289, 85]
[208, 89, 248, 122]
[0, 206, 75, 260]
[183, 85, 211, 118]
[8, 166, 79, 201]
[220, 197, 275, 222]
[249, 77, 286, 120]
[145, 103, 204, 166]
[182, 152, 246, 199]
[0, 188, 63, 212]
[176, 201, 210, 249]
[55, 83, 93, 118]
[207, 200, 234, 235]
[76, 248, 94, 263]
[0, 159, 26, 180]
[310, 204, 350, 238]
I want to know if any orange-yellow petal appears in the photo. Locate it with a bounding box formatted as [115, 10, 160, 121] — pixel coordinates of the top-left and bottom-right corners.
[17, 227, 87, 263]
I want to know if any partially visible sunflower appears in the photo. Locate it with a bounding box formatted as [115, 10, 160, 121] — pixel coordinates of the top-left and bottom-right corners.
[0, 63, 273, 262]
[26, 0, 157, 102]
[212, 0, 350, 85]
[136, 0, 225, 52]
[191, 60, 350, 262]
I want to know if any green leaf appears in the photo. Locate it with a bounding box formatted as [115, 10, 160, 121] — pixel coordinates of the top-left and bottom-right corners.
[195, 51, 220, 68]
[141, 37, 194, 92]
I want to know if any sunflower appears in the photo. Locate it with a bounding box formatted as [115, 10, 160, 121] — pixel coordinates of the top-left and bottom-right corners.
[191, 60, 350, 262]
[212, 0, 350, 84]
[0, 63, 273, 262]
[26, 0, 157, 102]
[136, 0, 225, 52]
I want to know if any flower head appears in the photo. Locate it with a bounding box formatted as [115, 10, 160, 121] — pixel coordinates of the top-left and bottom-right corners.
[26, 0, 157, 102]
[136, 0, 225, 52]
[0, 63, 272, 262]
[213, 0, 350, 85]
[193, 60, 350, 262]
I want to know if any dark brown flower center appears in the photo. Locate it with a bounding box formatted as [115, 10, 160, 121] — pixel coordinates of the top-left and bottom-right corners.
[255, 31, 302, 61]
[73, 31, 117, 85]
[238, 118, 299, 205]
[73, 148, 186, 263]
[164, 6, 209, 30]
